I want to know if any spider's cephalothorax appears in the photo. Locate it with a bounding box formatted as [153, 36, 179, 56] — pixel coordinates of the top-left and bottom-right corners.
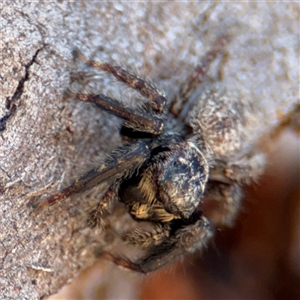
[35, 35, 266, 273]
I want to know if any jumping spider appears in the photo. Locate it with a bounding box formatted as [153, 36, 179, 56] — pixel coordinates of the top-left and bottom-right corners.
[35, 35, 267, 273]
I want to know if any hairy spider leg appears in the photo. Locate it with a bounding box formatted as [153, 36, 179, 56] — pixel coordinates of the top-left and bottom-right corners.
[73, 49, 167, 113]
[170, 34, 231, 117]
[65, 89, 163, 135]
[87, 186, 115, 228]
[34, 141, 150, 208]
[101, 214, 213, 273]
[122, 223, 171, 249]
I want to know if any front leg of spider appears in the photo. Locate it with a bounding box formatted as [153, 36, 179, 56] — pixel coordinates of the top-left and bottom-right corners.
[102, 212, 213, 273]
[33, 140, 150, 208]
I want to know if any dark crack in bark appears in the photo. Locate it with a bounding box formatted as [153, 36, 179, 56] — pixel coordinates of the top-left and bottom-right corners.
[0, 46, 45, 131]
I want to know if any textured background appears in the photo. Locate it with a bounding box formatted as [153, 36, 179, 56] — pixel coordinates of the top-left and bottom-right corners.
[0, 2, 299, 299]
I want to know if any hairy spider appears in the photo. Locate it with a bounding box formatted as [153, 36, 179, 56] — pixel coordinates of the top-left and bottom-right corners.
[34, 35, 269, 273]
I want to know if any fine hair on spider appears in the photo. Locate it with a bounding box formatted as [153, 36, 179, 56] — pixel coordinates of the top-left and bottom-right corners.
[32, 33, 294, 274]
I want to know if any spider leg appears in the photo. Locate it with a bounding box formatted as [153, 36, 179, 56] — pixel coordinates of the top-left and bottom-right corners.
[65, 89, 163, 135]
[122, 223, 171, 249]
[170, 34, 231, 117]
[87, 186, 116, 228]
[101, 213, 213, 273]
[73, 49, 167, 114]
[32, 141, 150, 208]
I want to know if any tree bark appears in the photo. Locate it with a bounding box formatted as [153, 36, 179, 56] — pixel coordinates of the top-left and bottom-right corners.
[0, 2, 298, 299]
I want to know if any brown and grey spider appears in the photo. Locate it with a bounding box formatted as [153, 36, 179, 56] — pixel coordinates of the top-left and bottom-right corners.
[34, 35, 268, 273]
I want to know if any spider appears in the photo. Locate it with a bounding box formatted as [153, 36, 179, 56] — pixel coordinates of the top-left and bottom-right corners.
[34, 35, 268, 273]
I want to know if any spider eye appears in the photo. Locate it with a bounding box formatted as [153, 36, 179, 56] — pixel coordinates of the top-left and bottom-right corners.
[172, 160, 188, 174]
[173, 161, 180, 167]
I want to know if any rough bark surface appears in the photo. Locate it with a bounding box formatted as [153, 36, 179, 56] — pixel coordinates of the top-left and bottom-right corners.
[0, 2, 298, 299]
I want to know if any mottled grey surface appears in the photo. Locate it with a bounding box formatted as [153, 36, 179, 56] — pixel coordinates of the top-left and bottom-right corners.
[0, 2, 298, 299]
